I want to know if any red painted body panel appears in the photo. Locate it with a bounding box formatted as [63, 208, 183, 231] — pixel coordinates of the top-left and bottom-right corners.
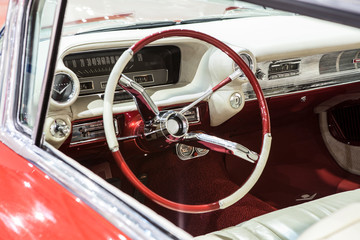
[0, 0, 8, 26]
[0, 142, 130, 239]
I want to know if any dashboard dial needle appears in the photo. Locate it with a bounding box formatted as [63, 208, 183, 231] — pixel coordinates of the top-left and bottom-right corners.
[53, 84, 70, 94]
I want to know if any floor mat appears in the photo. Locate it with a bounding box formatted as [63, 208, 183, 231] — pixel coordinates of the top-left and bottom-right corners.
[225, 102, 360, 209]
[252, 163, 360, 208]
[133, 149, 276, 236]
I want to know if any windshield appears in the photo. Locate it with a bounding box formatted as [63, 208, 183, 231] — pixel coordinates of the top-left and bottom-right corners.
[62, 0, 292, 35]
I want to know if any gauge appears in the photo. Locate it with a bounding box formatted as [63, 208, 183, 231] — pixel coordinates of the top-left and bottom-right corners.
[176, 144, 195, 160]
[178, 144, 194, 157]
[195, 147, 209, 156]
[51, 73, 75, 103]
[233, 53, 254, 76]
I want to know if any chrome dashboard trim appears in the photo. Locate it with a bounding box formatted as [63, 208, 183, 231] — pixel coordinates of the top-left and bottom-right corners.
[70, 118, 119, 146]
[246, 51, 360, 100]
[79, 80, 95, 91]
[134, 73, 155, 83]
[245, 74, 360, 100]
[79, 69, 169, 95]
[267, 59, 301, 80]
[336, 51, 343, 72]
[354, 51, 360, 68]
[76, 82, 179, 103]
[169, 106, 200, 124]
[232, 52, 255, 75]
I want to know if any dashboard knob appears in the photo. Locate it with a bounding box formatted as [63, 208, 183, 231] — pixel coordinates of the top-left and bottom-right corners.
[255, 69, 266, 81]
[230, 92, 243, 109]
[50, 119, 70, 138]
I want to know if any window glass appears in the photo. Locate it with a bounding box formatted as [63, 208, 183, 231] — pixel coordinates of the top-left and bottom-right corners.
[19, 0, 58, 128]
[61, 0, 292, 35]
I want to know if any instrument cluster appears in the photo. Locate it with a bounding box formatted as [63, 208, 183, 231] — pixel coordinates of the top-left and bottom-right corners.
[51, 45, 181, 106]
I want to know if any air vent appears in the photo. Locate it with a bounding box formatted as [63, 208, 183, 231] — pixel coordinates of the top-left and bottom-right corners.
[268, 59, 300, 80]
[320, 49, 360, 75]
[319, 52, 338, 74]
[339, 50, 358, 71]
[328, 100, 360, 146]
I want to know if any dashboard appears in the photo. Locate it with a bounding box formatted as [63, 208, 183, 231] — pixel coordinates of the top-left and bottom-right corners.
[45, 15, 360, 150]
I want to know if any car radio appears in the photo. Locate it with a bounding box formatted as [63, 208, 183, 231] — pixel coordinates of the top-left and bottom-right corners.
[70, 118, 119, 145]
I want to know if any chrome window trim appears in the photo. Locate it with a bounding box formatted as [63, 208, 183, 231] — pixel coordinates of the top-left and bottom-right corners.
[8, 0, 36, 137]
[0, 0, 28, 131]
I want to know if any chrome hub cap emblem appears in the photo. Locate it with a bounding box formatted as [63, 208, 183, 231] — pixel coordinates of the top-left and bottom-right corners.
[160, 110, 189, 141]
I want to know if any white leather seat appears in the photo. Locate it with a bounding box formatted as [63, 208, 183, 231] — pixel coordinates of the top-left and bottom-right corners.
[195, 189, 360, 240]
[298, 202, 360, 240]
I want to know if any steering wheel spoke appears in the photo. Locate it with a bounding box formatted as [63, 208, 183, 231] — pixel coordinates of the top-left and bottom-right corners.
[184, 132, 258, 163]
[179, 69, 243, 115]
[118, 74, 159, 123]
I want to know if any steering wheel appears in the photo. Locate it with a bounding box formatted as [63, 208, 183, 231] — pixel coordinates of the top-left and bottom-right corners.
[103, 29, 271, 213]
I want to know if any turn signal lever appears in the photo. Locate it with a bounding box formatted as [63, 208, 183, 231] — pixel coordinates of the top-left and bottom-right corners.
[118, 74, 159, 123]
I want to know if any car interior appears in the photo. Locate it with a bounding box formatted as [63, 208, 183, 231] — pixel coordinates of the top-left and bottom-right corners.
[29, 0, 360, 238]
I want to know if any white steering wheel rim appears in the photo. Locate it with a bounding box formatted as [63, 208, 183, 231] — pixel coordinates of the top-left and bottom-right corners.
[103, 30, 271, 213]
